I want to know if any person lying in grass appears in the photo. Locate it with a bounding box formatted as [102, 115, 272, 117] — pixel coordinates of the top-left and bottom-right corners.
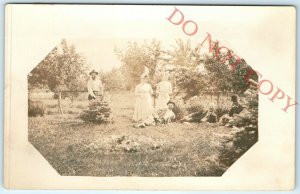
[134, 101, 176, 128]
[180, 103, 217, 124]
[219, 94, 244, 127]
[200, 104, 218, 123]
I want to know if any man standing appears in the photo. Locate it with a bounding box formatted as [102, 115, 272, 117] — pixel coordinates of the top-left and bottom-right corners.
[87, 70, 103, 101]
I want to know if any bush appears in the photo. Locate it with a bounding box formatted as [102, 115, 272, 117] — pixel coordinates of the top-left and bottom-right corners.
[79, 98, 113, 124]
[186, 104, 205, 115]
[28, 100, 45, 117]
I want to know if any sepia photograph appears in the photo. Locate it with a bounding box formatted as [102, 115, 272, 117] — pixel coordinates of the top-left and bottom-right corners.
[27, 37, 259, 176]
[4, 4, 295, 190]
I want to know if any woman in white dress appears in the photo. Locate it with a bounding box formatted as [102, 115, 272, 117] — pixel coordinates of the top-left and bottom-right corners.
[132, 75, 153, 122]
[155, 74, 173, 109]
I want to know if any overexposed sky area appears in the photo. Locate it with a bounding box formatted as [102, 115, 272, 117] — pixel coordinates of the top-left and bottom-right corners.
[12, 5, 295, 78]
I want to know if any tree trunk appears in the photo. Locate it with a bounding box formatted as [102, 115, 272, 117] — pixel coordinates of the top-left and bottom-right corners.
[57, 91, 63, 114]
[71, 94, 74, 107]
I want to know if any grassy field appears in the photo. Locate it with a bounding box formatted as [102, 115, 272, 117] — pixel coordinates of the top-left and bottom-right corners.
[28, 92, 257, 176]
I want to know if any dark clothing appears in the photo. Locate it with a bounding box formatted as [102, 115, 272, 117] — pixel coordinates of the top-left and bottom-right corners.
[88, 91, 103, 101]
[88, 94, 96, 101]
[181, 110, 217, 123]
[203, 111, 218, 123]
[187, 111, 203, 123]
[229, 103, 243, 117]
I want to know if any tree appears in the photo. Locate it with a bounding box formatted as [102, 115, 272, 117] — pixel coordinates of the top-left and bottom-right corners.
[67, 74, 88, 106]
[79, 98, 112, 124]
[166, 39, 201, 68]
[101, 67, 126, 91]
[168, 39, 258, 99]
[115, 39, 162, 90]
[174, 67, 209, 99]
[165, 39, 207, 99]
[28, 39, 88, 114]
[204, 42, 258, 94]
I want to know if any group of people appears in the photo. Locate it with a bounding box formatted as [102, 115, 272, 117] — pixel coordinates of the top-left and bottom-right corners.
[87, 69, 245, 128]
[179, 94, 244, 127]
[132, 73, 175, 128]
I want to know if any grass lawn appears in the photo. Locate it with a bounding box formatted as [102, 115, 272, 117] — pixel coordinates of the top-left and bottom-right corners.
[28, 92, 257, 176]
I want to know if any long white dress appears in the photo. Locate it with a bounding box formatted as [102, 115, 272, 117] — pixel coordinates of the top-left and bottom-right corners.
[132, 83, 153, 122]
[156, 81, 172, 109]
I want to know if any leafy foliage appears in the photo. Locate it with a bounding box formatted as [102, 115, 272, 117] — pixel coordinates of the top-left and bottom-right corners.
[174, 67, 209, 99]
[115, 39, 162, 90]
[28, 100, 45, 117]
[167, 39, 259, 99]
[28, 39, 88, 92]
[79, 98, 113, 124]
[204, 42, 259, 94]
[101, 67, 126, 91]
[166, 39, 201, 68]
[28, 39, 89, 113]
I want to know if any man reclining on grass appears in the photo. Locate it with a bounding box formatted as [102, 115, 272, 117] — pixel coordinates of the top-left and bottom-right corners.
[180, 103, 217, 124]
[219, 94, 244, 127]
[134, 101, 176, 128]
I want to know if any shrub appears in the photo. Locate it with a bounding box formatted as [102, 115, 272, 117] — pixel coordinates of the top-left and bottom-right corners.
[186, 104, 205, 114]
[28, 100, 45, 117]
[79, 98, 113, 124]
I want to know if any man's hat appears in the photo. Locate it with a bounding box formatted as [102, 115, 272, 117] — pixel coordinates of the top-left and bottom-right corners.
[231, 94, 238, 102]
[89, 70, 98, 75]
[167, 101, 176, 106]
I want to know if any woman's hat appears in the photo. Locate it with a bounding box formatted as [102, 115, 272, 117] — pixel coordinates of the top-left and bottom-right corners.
[140, 74, 149, 79]
[89, 70, 98, 75]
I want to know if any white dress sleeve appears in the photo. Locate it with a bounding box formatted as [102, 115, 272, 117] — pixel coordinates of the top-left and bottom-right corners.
[134, 85, 139, 95]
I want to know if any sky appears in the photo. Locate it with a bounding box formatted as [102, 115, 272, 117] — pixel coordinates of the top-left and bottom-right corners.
[42, 5, 293, 76]
[14, 4, 294, 85]
[70, 38, 178, 72]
